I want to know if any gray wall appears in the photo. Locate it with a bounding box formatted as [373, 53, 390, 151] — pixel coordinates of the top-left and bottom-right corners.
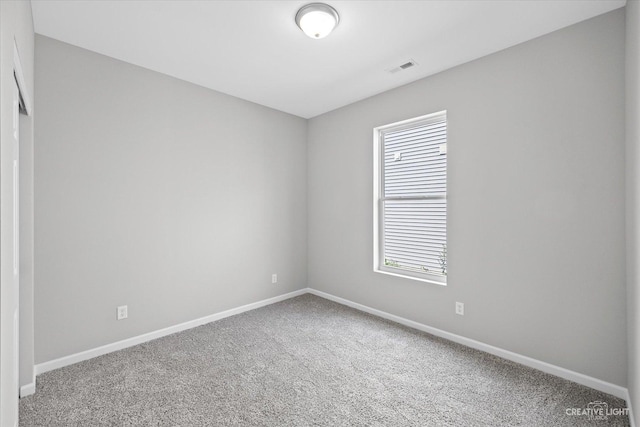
[0, 0, 35, 424]
[308, 10, 626, 386]
[626, 0, 640, 421]
[34, 36, 307, 364]
[33, 3, 632, 405]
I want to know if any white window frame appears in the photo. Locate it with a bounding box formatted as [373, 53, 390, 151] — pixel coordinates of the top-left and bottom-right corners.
[373, 111, 447, 286]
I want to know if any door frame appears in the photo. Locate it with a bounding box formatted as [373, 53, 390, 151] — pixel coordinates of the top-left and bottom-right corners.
[1, 39, 33, 427]
[12, 40, 34, 401]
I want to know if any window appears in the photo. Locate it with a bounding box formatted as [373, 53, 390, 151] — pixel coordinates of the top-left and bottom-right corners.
[373, 111, 447, 285]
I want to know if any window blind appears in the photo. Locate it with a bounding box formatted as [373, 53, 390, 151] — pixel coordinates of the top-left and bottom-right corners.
[382, 115, 447, 276]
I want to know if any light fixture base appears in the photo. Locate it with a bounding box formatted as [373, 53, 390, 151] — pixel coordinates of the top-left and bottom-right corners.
[295, 3, 340, 39]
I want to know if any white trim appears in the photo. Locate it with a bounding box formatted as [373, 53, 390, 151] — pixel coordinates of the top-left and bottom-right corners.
[374, 110, 447, 133]
[35, 288, 308, 375]
[372, 111, 448, 285]
[13, 39, 32, 116]
[32, 286, 634, 420]
[19, 378, 35, 398]
[373, 127, 381, 272]
[374, 267, 446, 286]
[307, 288, 629, 400]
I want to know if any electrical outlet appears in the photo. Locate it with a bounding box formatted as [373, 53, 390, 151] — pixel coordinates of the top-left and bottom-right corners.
[117, 305, 128, 320]
[272, 274, 278, 284]
[455, 302, 464, 316]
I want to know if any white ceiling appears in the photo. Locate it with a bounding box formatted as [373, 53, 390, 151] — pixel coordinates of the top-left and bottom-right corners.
[31, 0, 625, 118]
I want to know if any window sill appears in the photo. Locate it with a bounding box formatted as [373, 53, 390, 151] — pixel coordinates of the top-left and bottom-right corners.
[374, 267, 447, 286]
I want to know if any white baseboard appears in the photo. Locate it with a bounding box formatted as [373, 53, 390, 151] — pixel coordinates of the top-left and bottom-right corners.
[32, 286, 634, 423]
[19, 378, 35, 398]
[307, 288, 630, 401]
[35, 288, 308, 376]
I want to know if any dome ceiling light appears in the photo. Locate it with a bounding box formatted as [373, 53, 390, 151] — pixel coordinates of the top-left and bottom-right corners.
[295, 3, 340, 39]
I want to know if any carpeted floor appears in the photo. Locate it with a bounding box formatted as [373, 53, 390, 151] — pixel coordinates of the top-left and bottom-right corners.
[20, 294, 629, 426]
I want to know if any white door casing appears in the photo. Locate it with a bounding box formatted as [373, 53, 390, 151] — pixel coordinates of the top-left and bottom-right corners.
[12, 74, 21, 413]
[1, 40, 30, 427]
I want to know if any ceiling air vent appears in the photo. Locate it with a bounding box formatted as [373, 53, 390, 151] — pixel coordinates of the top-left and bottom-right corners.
[388, 59, 418, 74]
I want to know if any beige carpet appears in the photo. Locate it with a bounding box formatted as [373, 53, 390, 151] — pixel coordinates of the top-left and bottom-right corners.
[20, 294, 630, 426]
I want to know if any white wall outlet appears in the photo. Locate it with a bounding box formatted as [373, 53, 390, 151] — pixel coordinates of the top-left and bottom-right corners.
[272, 274, 278, 284]
[117, 305, 128, 320]
[455, 302, 464, 316]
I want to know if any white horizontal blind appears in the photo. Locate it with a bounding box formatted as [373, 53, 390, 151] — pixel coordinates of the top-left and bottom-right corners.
[382, 113, 447, 277]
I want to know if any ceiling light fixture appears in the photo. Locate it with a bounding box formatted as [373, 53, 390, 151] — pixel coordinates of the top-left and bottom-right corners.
[295, 3, 340, 39]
